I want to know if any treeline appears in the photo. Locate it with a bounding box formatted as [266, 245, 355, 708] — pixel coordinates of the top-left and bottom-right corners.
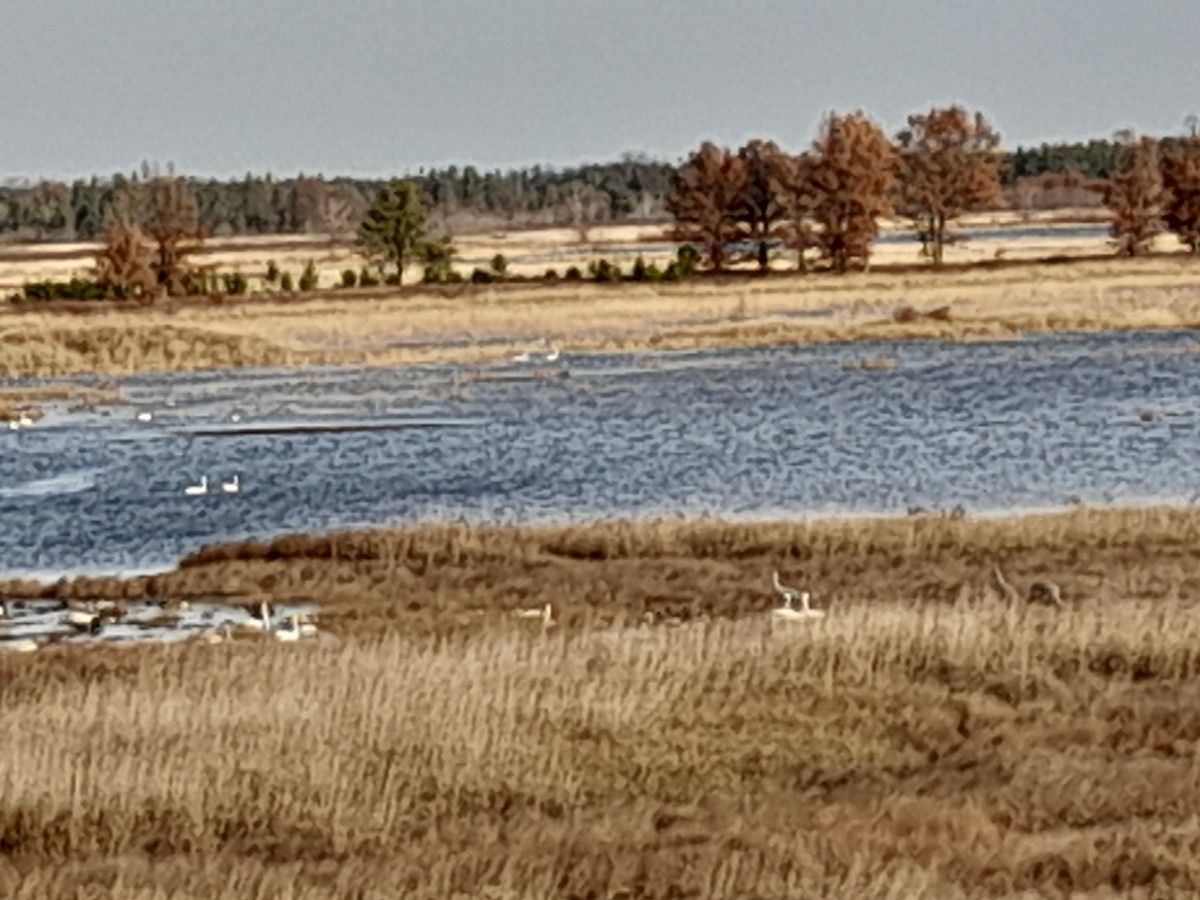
[667, 110, 1200, 273]
[0, 157, 676, 243]
[3, 135, 1194, 244]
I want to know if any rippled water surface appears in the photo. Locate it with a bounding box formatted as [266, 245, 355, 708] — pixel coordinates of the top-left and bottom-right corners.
[2, 329, 1198, 578]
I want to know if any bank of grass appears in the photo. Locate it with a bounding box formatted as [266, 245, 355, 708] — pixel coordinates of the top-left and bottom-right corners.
[4, 508, 1200, 897]
[3, 254, 1200, 378]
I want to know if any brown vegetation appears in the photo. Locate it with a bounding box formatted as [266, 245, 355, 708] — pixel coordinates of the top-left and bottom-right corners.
[896, 107, 1006, 265]
[3, 251, 1200, 378]
[1103, 135, 1165, 257]
[805, 112, 898, 273]
[5, 507, 1200, 896]
[666, 143, 747, 271]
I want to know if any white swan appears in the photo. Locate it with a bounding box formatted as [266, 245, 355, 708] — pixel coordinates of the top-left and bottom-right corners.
[772, 570, 805, 603]
[273, 615, 308, 642]
[511, 602, 554, 626]
[770, 570, 825, 620]
[772, 591, 825, 621]
[184, 476, 208, 496]
[221, 474, 240, 494]
[237, 600, 273, 631]
[512, 339, 561, 364]
[136, 411, 153, 423]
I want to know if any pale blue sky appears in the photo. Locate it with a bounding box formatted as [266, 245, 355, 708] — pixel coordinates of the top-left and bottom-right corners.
[4, 0, 1197, 179]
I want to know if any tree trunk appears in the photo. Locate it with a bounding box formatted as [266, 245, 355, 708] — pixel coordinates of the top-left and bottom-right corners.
[932, 215, 946, 267]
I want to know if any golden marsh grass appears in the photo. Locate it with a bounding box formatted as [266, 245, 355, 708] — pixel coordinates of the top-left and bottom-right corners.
[4, 508, 1200, 895]
[3, 231, 1200, 378]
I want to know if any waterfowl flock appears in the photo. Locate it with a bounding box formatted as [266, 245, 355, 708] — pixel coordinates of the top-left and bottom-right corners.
[0, 596, 323, 653]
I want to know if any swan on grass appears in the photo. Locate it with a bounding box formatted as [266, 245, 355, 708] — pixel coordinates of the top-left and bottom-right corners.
[511, 602, 555, 626]
[770, 570, 825, 621]
[237, 600, 274, 631]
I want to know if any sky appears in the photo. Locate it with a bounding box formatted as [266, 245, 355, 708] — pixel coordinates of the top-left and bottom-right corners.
[4, 0, 1199, 180]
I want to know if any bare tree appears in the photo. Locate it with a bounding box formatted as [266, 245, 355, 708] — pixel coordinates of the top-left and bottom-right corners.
[1160, 136, 1200, 253]
[666, 142, 747, 271]
[93, 221, 156, 299]
[736, 139, 793, 269]
[896, 107, 1005, 266]
[805, 112, 898, 273]
[1102, 134, 1164, 256]
[112, 175, 205, 295]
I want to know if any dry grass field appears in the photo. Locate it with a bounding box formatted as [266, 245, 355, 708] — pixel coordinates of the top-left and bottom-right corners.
[4, 251, 1200, 382]
[4, 507, 1200, 897]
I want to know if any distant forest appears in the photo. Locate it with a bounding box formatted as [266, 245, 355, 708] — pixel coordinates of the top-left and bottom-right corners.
[0, 139, 1160, 243]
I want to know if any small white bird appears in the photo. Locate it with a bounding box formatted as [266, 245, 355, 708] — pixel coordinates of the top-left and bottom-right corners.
[511, 602, 554, 626]
[136, 411, 153, 423]
[184, 476, 208, 496]
[221, 474, 240, 494]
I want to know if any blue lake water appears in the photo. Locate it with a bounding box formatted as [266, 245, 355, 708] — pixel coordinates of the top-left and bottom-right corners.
[1, 328, 1197, 579]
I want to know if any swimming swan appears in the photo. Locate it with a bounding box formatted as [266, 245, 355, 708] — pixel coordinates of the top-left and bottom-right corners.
[184, 476, 209, 496]
[221, 474, 240, 494]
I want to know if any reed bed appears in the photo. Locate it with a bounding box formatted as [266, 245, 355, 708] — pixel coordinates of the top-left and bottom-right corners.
[4, 507, 1200, 895]
[3, 591, 1200, 896]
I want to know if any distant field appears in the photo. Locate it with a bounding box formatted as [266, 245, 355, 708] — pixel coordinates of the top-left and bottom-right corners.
[0, 208, 1116, 291]
[4, 507, 1200, 897]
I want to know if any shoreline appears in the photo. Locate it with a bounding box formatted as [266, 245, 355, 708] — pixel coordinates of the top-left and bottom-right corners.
[2, 497, 1193, 591]
[3, 504, 1195, 640]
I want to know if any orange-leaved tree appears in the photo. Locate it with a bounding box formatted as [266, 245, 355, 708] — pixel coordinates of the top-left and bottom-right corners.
[805, 112, 898, 273]
[1101, 133, 1164, 257]
[735, 139, 794, 270]
[666, 142, 747, 271]
[1160, 136, 1200, 253]
[895, 107, 1005, 266]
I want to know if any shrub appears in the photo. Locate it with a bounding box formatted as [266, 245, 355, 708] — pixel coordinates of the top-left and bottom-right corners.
[632, 256, 648, 282]
[358, 268, 380, 288]
[341, 269, 358, 288]
[470, 268, 495, 284]
[18, 278, 118, 302]
[298, 260, 319, 292]
[264, 260, 280, 284]
[564, 266, 583, 281]
[676, 245, 700, 279]
[543, 268, 560, 281]
[220, 272, 248, 296]
[279, 272, 294, 292]
[589, 258, 622, 283]
[490, 253, 509, 280]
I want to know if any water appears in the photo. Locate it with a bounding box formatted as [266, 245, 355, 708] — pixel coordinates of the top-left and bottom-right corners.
[1, 328, 1198, 580]
[0, 597, 322, 651]
[460, 224, 1109, 266]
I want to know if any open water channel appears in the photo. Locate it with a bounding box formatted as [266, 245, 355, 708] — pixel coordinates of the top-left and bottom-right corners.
[1, 328, 1198, 582]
